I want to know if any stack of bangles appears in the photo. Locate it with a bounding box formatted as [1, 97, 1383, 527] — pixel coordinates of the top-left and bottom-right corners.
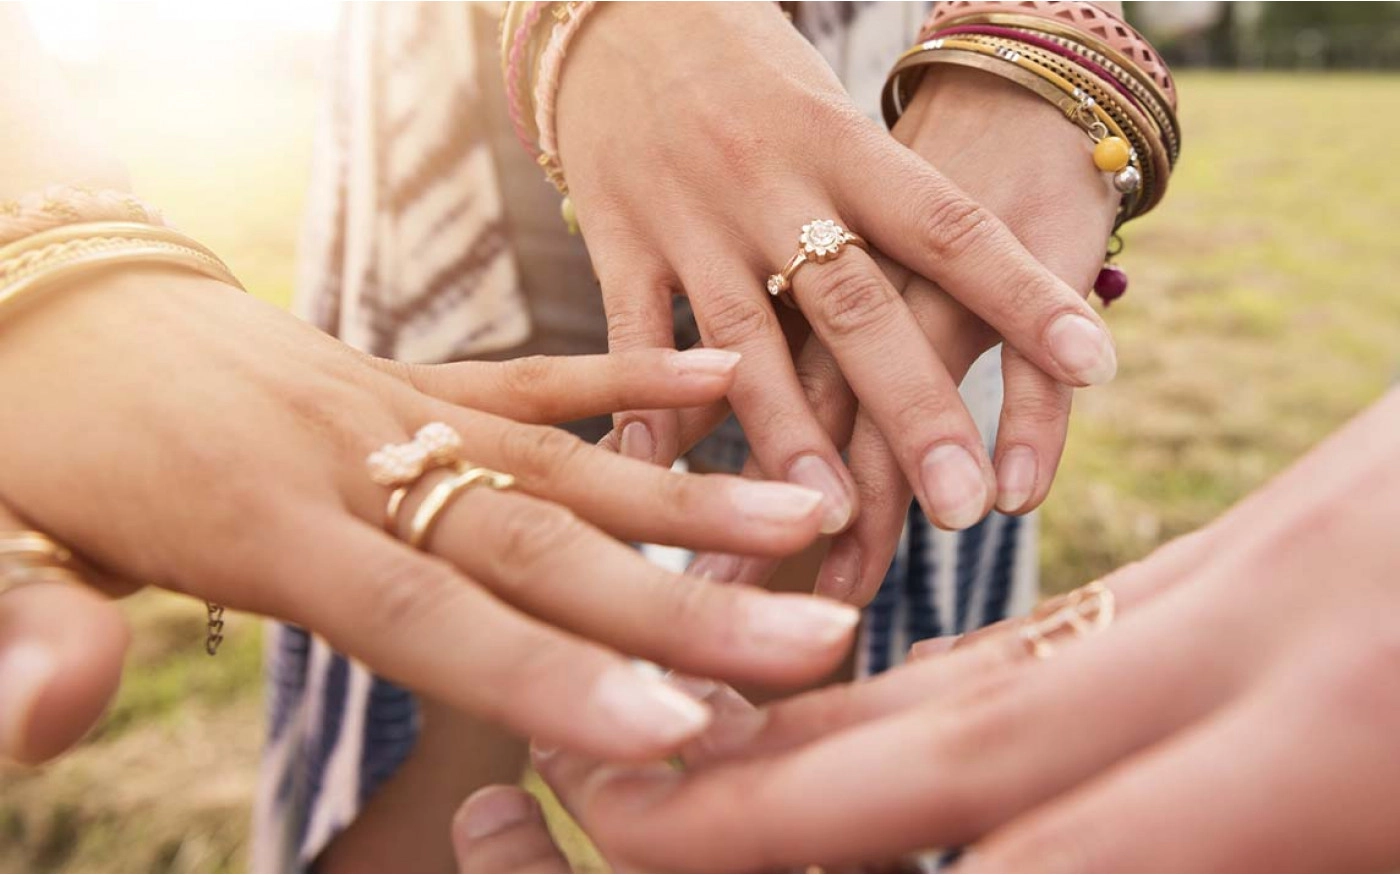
[884, 1, 1180, 304]
[0, 184, 244, 655]
[499, 0, 601, 235]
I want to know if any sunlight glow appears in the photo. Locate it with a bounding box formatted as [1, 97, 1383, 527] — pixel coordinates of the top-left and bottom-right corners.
[27, 1, 338, 64]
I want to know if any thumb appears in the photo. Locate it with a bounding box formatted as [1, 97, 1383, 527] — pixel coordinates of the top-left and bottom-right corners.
[453, 785, 573, 874]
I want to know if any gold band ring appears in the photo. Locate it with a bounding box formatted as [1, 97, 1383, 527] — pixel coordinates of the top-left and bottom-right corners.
[406, 465, 517, 549]
[765, 219, 869, 305]
[0, 530, 79, 594]
[1018, 581, 1115, 659]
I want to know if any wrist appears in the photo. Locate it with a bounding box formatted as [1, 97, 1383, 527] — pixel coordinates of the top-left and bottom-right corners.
[895, 65, 1082, 168]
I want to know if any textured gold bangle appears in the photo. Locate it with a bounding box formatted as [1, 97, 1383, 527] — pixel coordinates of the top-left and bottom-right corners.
[952, 34, 1168, 213]
[0, 221, 243, 315]
[1009, 27, 1180, 165]
[936, 11, 1177, 119]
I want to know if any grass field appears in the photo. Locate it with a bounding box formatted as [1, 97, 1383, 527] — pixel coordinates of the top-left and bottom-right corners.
[2, 69, 1399, 872]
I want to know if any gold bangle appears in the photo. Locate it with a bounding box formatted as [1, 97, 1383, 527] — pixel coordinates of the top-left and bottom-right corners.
[407, 465, 517, 549]
[936, 11, 1176, 118]
[885, 40, 1149, 219]
[0, 221, 243, 315]
[953, 34, 1168, 210]
[1007, 27, 1180, 165]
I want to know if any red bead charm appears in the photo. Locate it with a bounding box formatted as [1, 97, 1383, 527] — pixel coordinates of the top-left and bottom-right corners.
[1094, 264, 1128, 305]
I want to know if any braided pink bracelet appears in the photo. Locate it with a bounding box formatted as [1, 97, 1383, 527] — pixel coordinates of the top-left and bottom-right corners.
[504, 0, 552, 157]
[0, 186, 166, 249]
[920, 1, 1177, 111]
[534, 0, 600, 187]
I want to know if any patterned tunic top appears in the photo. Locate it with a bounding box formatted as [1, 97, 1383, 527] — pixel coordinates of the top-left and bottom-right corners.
[253, 4, 1037, 870]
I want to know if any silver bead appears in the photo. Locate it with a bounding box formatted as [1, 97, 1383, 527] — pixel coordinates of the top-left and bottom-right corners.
[1113, 166, 1143, 194]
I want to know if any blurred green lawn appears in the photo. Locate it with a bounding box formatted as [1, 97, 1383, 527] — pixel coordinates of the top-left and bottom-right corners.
[2, 71, 1399, 872]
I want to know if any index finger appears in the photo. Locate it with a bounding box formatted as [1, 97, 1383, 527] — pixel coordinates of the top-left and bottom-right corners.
[839, 145, 1118, 389]
[260, 510, 715, 760]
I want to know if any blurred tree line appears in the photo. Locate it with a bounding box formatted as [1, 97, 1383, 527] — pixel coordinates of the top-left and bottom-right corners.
[1129, 1, 1400, 69]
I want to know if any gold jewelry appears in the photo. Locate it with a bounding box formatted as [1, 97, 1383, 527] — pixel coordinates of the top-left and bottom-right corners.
[936, 11, 1176, 119]
[0, 222, 243, 316]
[948, 34, 1168, 211]
[0, 530, 79, 594]
[765, 219, 869, 303]
[0, 222, 242, 654]
[884, 40, 1152, 220]
[407, 465, 516, 549]
[1018, 581, 1115, 659]
[367, 422, 465, 487]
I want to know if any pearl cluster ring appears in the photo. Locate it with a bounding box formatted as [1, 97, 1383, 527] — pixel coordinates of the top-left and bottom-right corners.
[367, 422, 465, 487]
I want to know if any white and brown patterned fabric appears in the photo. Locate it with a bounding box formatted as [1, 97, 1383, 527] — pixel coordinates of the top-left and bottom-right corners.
[255, 5, 1037, 871]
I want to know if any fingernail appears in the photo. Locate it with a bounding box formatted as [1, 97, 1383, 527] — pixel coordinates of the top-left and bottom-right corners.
[458, 787, 538, 840]
[729, 480, 824, 524]
[671, 348, 741, 377]
[620, 420, 655, 463]
[688, 552, 744, 582]
[995, 445, 1038, 514]
[593, 664, 711, 746]
[814, 539, 863, 602]
[920, 444, 989, 530]
[0, 643, 56, 760]
[787, 455, 854, 534]
[746, 595, 860, 646]
[1046, 313, 1117, 385]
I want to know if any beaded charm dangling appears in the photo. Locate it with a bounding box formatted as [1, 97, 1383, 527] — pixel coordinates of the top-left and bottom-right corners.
[1093, 233, 1128, 305]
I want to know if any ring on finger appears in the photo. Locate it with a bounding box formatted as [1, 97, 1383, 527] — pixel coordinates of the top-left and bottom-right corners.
[1018, 581, 1116, 660]
[0, 530, 80, 594]
[370, 422, 468, 531]
[406, 464, 516, 549]
[765, 218, 869, 308]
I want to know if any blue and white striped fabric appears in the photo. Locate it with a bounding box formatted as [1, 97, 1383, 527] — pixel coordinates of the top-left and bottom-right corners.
[253, 5, 1037, 871]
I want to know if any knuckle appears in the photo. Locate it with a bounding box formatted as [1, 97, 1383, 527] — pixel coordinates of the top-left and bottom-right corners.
[495, 356, 558, 419]
[489, 499, 584, 579]
[890, 391, 961, 446]
[920, 194, 998, 262]
[806, 261, 898, 338]
[793, 348, 846, 405]
[360, 551, 463, 635]
[661, 575, 727, 638]
[1005, 385, 1072, 430]
[606, 278, 676, 349]
[701, 293, 777, 349]
[497, 424, 587, 481]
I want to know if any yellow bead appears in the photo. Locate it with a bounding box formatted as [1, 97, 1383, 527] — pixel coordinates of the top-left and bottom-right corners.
[560, 196, 579, 235]
[1093, 137, 1131, 173]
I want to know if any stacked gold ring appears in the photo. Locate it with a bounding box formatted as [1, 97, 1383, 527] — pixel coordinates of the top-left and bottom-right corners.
[368, 423, 516, 546]
[0, 531, 79, 592]
[1018, 581, 1116, 659]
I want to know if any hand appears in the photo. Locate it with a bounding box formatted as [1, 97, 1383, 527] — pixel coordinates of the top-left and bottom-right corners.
[453, 786, 573, 874]
[0, 501, 129, 765]
[683, 65, 1120, 601]
[0, 267, 860, 761]
[558, 3, 1118, 537]
[519, 387, 1400, 870]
